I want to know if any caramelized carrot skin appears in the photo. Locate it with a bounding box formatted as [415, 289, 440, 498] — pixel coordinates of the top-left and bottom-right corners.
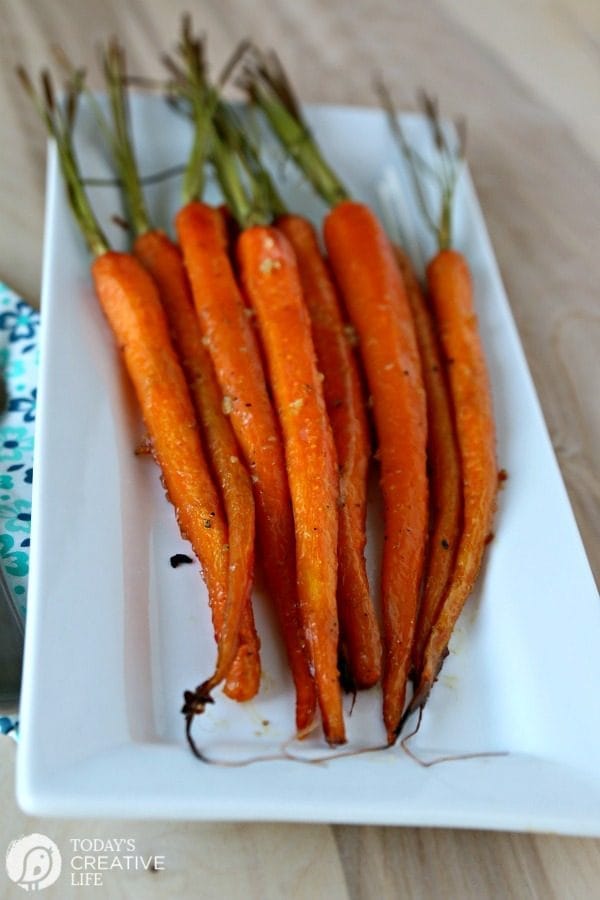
[324, 202, 428, 743]
[133, 230, 259, 701]
[277, 214, 381, 689]
[176, 202, 316, 730]
[393, 247, 462, 675]
[91, 250, 229, 632]
[412, 249, 497, 710]
[237, 225, 345, 745]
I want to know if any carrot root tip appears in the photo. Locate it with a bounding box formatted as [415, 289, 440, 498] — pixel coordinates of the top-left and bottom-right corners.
[181, 685, 215, 718]
[405, 645, 449, 719]
[182, 686, 217, 763]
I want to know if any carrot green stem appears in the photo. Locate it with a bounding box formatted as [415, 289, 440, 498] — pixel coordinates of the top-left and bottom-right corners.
[438, 186, 452, 252]
[103, 39, 152, 237]
[376, 80, 464, 252]
[17, 67, 109, 257]
[164, 16, 216, 204]
[182, 89, 214, 204]
[242, 50, 348, 208]
[210, 124, 270, 228]
[168, 20, 275, 228]
[216, 102, 287, 218]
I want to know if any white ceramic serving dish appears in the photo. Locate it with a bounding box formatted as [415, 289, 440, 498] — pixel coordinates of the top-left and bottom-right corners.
[17, 98, 600, 832]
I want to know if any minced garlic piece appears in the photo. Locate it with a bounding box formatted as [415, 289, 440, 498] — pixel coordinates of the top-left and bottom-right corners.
[259, 257, 282, 274]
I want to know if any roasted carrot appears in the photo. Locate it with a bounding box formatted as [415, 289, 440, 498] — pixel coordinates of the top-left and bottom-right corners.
[17, 73, 232, 615]
[133, 230, 259, 701]
[237, 224, 346, 745]
[100, 39, 260, 704]
[21, 68, 259, 760]
[393, 246, 462, 675]
[410, 249, 496, 710]
[277, 214, 381, 689]
[90, 251, 231, 614]
[170, 27, 317, 732]
[245, 56, 428, 741]
[379, 85, 497, 715]
[189, 83, 345, 742]
[324, 203, 428, 742]
[177, 201, 317, 732]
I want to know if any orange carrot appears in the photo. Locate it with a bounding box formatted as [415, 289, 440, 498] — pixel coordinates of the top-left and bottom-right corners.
[245, 57, 429, 738]
[95, 37, 260, 707]
[133, 229, 259, 701]
[277, 214, 381, 689]
[237, 224, 345, 745]
[324, 201, 428, 743]
[17, 68, 244, 732]
[176, 201, 317, 732]
[410, 250, 496, 710]
[91, 251, 232, 647]
[377, 87, 498, 717]
[393, 247, 462, 675]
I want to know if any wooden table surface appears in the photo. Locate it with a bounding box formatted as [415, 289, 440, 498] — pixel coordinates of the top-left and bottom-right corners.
[1, 0, 599, 896]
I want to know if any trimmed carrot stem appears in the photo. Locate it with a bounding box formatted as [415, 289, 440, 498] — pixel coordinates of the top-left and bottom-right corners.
[176, 201, 317, 732]
[133, 230, 260, 700]
[277, 214, 381, 689]
[324, 201, 428, 743]
[393, 247, 462, 675]
[237, 224, 345, 745]
[410, 250, 497, 711]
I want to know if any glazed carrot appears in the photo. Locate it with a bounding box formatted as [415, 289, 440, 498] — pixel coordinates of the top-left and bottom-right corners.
[190, 94, 345, 741]
[91, 252, 232, 617]
[133, 230, 259, 701]
[410, 250, 496, 710]
[100, 39, 260, 704]
[379, 87, 497, 717]
[324, 202, 428, 742]
[237, 225, 346, 745]
[245, 54, 428, 741]
[393, 246, 462, 675]
[17, 71, 234, 650]
[277, 214, 381, 689]
[176, 201, 317, 732]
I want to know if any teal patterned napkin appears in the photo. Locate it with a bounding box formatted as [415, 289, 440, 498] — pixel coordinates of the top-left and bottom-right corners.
[0, 282, 38, 623]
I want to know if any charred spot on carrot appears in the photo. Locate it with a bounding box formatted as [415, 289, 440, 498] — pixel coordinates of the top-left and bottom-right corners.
[170, 553, 194, 568]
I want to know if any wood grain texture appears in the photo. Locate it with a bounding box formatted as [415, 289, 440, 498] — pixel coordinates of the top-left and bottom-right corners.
[1, 0, 599, 897]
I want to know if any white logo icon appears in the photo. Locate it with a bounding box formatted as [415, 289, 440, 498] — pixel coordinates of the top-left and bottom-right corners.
[5, 833, 62, 892]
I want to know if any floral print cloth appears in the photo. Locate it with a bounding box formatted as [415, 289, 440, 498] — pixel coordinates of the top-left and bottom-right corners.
[0, 282, 38, 623]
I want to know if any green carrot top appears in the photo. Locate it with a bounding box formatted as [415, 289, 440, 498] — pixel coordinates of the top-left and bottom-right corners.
[17, 66, 110, 258]
[376, 81, 466, 251]
[240, 47, 349, 209]
[167, 18, 283, 228]
[101, 39, 153, 238]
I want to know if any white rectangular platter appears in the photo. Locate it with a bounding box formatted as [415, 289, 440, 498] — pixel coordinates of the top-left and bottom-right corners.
[17, 98, 600, 833]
